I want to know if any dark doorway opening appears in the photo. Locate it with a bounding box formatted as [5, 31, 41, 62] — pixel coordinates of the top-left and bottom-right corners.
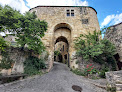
[64, 54, 67, 60]
[64, 54, 67, 64]
[114, 53, 122, 70]
[54, 56, 56, 61]
[58, 53, 63, 62]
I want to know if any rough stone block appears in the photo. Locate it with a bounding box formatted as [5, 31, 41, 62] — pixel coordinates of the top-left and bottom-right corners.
[105, 70, 122, 87]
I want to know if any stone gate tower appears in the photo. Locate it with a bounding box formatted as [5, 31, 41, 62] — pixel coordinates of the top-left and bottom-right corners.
[29, 6, 100, 70]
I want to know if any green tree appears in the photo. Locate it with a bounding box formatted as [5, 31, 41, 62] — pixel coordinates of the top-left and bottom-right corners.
[0, 5, 48, 55]
[74, 30, 117, 70]
[0, 36, 13, 69]
[15, 12, 47, 54]
[0, 5, 48, 72]
[0, 36, 9, 52]
[24, 56, 46, 75]
[0, 5, 21, 32]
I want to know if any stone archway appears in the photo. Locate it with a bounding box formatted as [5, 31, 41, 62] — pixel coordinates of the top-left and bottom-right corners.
[54, 36, 69, 64]
[53, 23, 71, 66]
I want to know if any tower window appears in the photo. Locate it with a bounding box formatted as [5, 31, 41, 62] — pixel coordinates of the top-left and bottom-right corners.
[67, 10, 70, 16]
[82, 19, 89, 24]
[71, 10, 74, 16]
[80, 7, 88, 15]
[66, 9, 74, 16]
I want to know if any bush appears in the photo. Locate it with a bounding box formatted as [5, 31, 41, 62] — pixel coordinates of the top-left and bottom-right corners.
[24, 56, 46, 76]
[71, 64, 98, 77]
[106, 56, 117, 71]
[0, 36, 9, 52]
[0, 51, 14, 69]
[99, 67, 109, 78]
[84, 64, 97, 76]
[107, 87, 116, 92]
[71, 69, 85, 76]
[74, 30, 117, 71]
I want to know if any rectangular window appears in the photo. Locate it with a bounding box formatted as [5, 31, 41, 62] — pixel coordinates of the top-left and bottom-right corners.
[66, 9, 74, 16]
[67, 13, 70, 16]
[82, 19, 89, 24]
[71, 10, 74, 16]
[80, 7, 88, 15]
[67, 10, 70, 16]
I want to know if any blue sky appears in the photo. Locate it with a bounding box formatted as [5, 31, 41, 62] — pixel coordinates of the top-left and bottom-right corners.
[0, 0, 122, 28]
[87, 0, 122, 28]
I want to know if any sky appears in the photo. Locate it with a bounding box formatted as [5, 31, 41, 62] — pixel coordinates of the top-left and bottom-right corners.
[0, 0, 122, 29]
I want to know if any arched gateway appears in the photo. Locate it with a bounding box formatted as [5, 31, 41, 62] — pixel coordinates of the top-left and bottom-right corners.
[29, 6, 100, 70]
[54, 23, 71, 66]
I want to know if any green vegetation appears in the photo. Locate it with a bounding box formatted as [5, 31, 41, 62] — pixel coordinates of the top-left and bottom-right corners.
[15, 12, 47, 54]
[71, 64, 99, 79]
[0, 37, 12, 69]
[0, 5, 48, 75]
[0, 36, 9, 52]
[71, 69, 85, 76]
[74, 30, 117, 69]
[74, 30, 117, 78]
[107, 87, 116, 92]
[24, 56, 46, 76]
[99, 66, 109, 78]
[0, 51, 14, 69]
[54, 50, 60, 56]
[0, 5, 47, 55]
[84, 64, 97, 76]
[74, 30, 116, 62]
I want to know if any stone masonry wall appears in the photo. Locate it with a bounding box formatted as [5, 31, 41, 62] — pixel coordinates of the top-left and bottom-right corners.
[105, 22, 122, 62]
[0, 47, 50, 75]
[0, 47, 28, 75]
[104, 22, 122, 62]
[29, 6, 100, 69]
[105, 70, 122, 92]
[2, 6, 100, 71]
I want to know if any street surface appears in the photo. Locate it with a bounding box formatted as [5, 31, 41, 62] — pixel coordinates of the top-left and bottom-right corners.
[0, 62, 107, 92]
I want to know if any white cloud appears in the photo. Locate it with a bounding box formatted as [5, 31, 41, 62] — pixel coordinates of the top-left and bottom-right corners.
[0, 0, 30, 36]
[0, 0, 88, 13]
[26, 0, 88, 8]
[101, 13, 122, 28]
[0, 0, 88, 36]
[114, 13, 122, 24]
[0, 0, 29, 13]
[101, 15, 115, 27]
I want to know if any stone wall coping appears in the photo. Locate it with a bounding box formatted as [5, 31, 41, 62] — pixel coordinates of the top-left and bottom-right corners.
[109, 22, 122, 28]
[29, 5, 97, 14]
[105, 22, 122, 36]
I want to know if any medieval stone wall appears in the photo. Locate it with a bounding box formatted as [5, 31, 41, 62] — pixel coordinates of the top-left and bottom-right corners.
[0, 47, 28, 75]
[0, 47, 50, 75]
[105, 70, 122, 91]
[30, 6, 100, 69]
[104, 22, 122, 62]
